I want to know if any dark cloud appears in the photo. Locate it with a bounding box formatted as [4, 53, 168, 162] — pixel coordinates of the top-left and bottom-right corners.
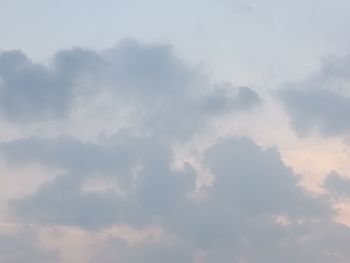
[279, 55, 350, 137]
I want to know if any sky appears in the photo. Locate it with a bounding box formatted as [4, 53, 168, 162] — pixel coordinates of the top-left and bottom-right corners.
[1, 0, 350, 262]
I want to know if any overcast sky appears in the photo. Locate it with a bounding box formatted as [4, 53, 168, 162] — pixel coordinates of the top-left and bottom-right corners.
[1, 0, 350, 262]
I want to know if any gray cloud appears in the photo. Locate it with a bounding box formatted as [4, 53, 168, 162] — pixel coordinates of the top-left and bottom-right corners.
[203, 138, 331, 218]
[0, 48, 99, 122]
[203, 85, 260, 114]
[161, 138, 335, 252]
[0, 136, 133, 178]
[279, 55, 350, 137]
[99, 41, 260, 140]
[3, 134, 196, 230]
[0, 40, 260, 138]
[38, 136, 346, 263]
[4, 135, 350, 262]
[89, 237, 193, 263]
[1, 40, 349, 262]
[324, 171, 350, 200]
[0, 230, 58, 263]
[11, 174, 123, 230]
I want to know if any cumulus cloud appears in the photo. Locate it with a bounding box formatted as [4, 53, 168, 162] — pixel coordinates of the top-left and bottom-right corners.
[1, 40, 349, 262]
[2, 134, 196, 230]
[0, 48, 100, 122]
[3, 135, 349, 262]
[203, 138, 331, 218]
[0, 40, 259, 138]
[279, 55, 350, 137]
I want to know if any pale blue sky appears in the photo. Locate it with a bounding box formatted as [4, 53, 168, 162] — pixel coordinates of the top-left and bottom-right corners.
[1, 0, 350, 85]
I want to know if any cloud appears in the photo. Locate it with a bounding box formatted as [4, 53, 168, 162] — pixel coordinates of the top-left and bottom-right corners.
[0, 40, 260, 138]
[160, 138, 337, 256]
[279, 55, 350, 137]
[203, 137, 331, 218]
[11, 174, 123, 230]
[203, 85, 260, 114]
[324, 171, 350, 200]
[1, 40, 349, 262]
[3, 134, 196, 230]
[89, 237, 193, 263]
[0, 230, 58, 263]
[0, 136, 133, 178]
[4, 135, 350, 262]
[0, 48, 100, 122]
